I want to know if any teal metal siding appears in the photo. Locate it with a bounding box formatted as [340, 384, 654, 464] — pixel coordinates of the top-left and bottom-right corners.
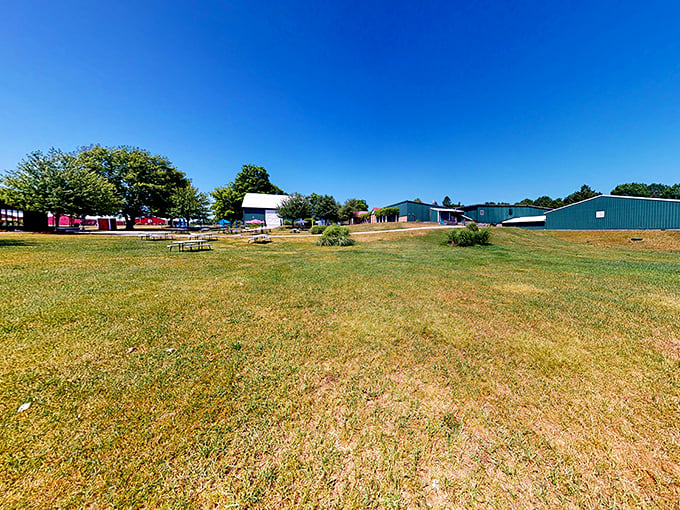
[545, 195, 680, 230]
[242, 208, 266, 223]
[386, 201, 435, 222]
[463, 205, 548, 224]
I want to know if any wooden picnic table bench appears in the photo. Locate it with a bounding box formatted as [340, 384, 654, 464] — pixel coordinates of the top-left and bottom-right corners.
[188, 233, 217, 241]
[140, 232, 175, 241]
[248, 234, 272, 244]
[167, 240, 213, 252]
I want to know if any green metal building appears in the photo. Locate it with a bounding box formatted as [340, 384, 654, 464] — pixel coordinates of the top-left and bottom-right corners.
[382, 200, 463, 223]
[461, 204, 550, 225]
[544, 195, 680, 230]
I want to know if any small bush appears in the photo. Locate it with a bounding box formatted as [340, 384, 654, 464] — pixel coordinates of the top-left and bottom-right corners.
[316, 225, 355, 246]
[310, 225, 327, 235]
[283, 220, 292, 226]
[476, 228, 491, 245]
[445, 224, 491, 247]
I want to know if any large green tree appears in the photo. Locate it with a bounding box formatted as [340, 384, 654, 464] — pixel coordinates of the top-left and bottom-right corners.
[338, 198, 368, 223]
[309, 193, 340, 223]
[77, 145, 189, 229]
[563, 184, 600, 205]
[168, 185, 211, 225]
[1, 149, 119, 229]
[276, 193, 311, 224]
[611, 182, 674, 198]
[211, 164, 284, 221]
[611, 182, 652, 198]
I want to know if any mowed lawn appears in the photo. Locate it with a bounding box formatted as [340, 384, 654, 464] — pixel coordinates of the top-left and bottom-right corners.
[2, 228, 680, 509]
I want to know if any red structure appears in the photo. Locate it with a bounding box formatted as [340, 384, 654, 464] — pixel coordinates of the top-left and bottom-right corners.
[135, 216, 167, 226]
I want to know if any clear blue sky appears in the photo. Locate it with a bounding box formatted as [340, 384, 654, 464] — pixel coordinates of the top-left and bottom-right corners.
[1, 1, 679, 207]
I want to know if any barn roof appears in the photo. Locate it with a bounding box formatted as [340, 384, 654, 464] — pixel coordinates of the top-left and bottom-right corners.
[241, 193, 289, 209]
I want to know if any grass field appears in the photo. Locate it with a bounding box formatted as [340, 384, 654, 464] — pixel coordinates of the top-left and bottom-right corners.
[2, 228, 680, 508]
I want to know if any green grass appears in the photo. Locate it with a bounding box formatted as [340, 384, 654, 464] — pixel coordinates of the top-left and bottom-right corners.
[2, 228, 680, 508]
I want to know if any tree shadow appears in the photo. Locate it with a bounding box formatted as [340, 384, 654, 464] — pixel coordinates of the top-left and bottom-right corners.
[0, 239, 35, 247]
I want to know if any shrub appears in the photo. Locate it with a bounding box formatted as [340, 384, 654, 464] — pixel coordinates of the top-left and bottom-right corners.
[316, 225, 355, 246]
[283, 220, 292, 226]
[310, 224, 327, 235]
[476, 228, 491, 245]
[445, 224, 491, 247]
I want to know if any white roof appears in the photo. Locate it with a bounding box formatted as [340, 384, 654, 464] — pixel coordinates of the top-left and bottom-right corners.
[241, 193, 289, 209]
[502, 215, 546, 224]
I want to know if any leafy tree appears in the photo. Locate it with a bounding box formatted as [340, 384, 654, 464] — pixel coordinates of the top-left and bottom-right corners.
[77, 145, 189, 229]
[276, 193, 311, 225]
[533, 196, 554, 208]
[611, 182, 651, 197]
[563, 184, 600, 205]
[442, 196, 452, 208]
[211, 164, 283, 221]
[1, 149, 119, 229]
[413, 198, 422, 203]
[517, 198, 534, 205]
[648, 183, 669, 198]
[338, 198, 368, 223]
[168, 185, 211, 225]
[663, 184, 680, 199]
[309, 193, 340, 223]
[374, 207, 399, 222]
[211, 186, 241, 222]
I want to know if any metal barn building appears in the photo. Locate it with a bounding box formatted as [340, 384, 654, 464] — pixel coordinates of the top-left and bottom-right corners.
[241, 193, 289, 227]
[379, 200, 464, 224]
[461, 204, 551, 225]
[543, 195, 680, 230]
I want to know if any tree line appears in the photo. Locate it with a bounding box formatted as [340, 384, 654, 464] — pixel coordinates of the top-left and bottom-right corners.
[0, 148, 369, 229]
[4, 145, 679, 230]
[211, 164, 368, 225]
[515, 183, 680, 209]
[0, 146, 210, 229]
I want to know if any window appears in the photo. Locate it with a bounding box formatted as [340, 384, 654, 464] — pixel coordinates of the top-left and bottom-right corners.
[479, 209, 484, 216]
[596, 210, 605, 219]
[509, 208, 513, 215]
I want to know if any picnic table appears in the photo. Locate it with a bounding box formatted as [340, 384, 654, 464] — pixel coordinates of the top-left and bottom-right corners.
[188, 233, 217, 241]
[140, 232, 175, 241]
[167, 239, 213, 251]
[248, 234, 272, 244]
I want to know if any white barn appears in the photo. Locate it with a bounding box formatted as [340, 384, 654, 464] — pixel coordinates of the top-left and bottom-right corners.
[241, 193, 289, 227]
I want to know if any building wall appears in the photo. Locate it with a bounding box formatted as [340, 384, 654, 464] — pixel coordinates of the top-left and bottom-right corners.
[463, 205, 548, 224]
[545, 195, 680, 230]
[384, 201, 435, 222]
[242, 208, 266, 223]
[0, 203, 48, 231]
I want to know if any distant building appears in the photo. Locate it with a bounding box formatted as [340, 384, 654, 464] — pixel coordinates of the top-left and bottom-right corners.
[136, 216, 167, 226]
[373, 200, 466, 224]
[0, 202, 48, 231]
[460, 204, 551, 225]
[241, 193, 289, 227]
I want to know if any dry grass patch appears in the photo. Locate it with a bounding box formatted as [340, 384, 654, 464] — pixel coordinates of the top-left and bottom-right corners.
[549, 229, 680, 251]
[2, 229, 680, 508]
